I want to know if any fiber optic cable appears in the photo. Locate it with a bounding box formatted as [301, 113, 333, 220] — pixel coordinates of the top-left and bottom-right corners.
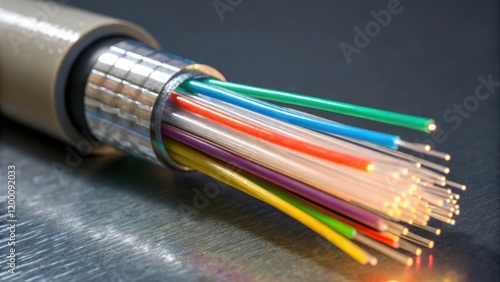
[0, 0, 467, 269]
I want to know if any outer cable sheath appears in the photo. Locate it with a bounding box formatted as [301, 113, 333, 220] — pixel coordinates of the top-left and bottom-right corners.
[165, 140, 374, 265]
[201, 78, 435, 133]
[180, 80, 400, 149]
[162, 125, 386, 231]
[169, 93, 372, 171]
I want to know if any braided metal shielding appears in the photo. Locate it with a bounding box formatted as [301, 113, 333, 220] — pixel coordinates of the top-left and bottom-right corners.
[84, 40, 225, 169]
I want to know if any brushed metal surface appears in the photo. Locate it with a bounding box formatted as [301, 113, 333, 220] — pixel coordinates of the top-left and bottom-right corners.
[0, 0, 499, 281]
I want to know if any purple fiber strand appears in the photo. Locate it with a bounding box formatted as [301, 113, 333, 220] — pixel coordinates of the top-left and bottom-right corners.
[162, 124, 384, 231]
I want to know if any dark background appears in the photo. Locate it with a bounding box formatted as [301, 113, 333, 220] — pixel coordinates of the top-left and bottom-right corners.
[1, 0, 499, 281]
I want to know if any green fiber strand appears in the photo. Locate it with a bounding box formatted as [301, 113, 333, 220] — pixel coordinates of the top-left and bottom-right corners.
[202, 78, 435, 133]
[250, 177, 357, 239]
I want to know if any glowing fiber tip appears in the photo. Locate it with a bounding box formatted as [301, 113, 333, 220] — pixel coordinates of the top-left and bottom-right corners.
[427, 122, 437, 132]
[366, 164, 375, 172]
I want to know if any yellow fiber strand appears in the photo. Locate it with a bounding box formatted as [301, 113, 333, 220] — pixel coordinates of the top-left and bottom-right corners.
[166, 140, 376, 265]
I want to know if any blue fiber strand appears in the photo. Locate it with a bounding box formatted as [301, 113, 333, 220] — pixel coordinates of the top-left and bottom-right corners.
[184, 80, 400, 149]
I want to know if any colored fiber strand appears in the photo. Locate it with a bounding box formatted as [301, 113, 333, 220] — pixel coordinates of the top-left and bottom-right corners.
[180, 80, 400, 149]
[249, 177, 357, 239]
[274, 184, 400, 248]
[301, 197, 399, 248]
[169, 93, 372, 171]
[201, 78, 435, 133]
[162, 125, 386, 230]
[165, 140, 377, 265]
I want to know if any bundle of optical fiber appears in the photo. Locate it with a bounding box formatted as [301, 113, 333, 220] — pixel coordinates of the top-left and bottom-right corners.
[160, 79, 464, 266]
